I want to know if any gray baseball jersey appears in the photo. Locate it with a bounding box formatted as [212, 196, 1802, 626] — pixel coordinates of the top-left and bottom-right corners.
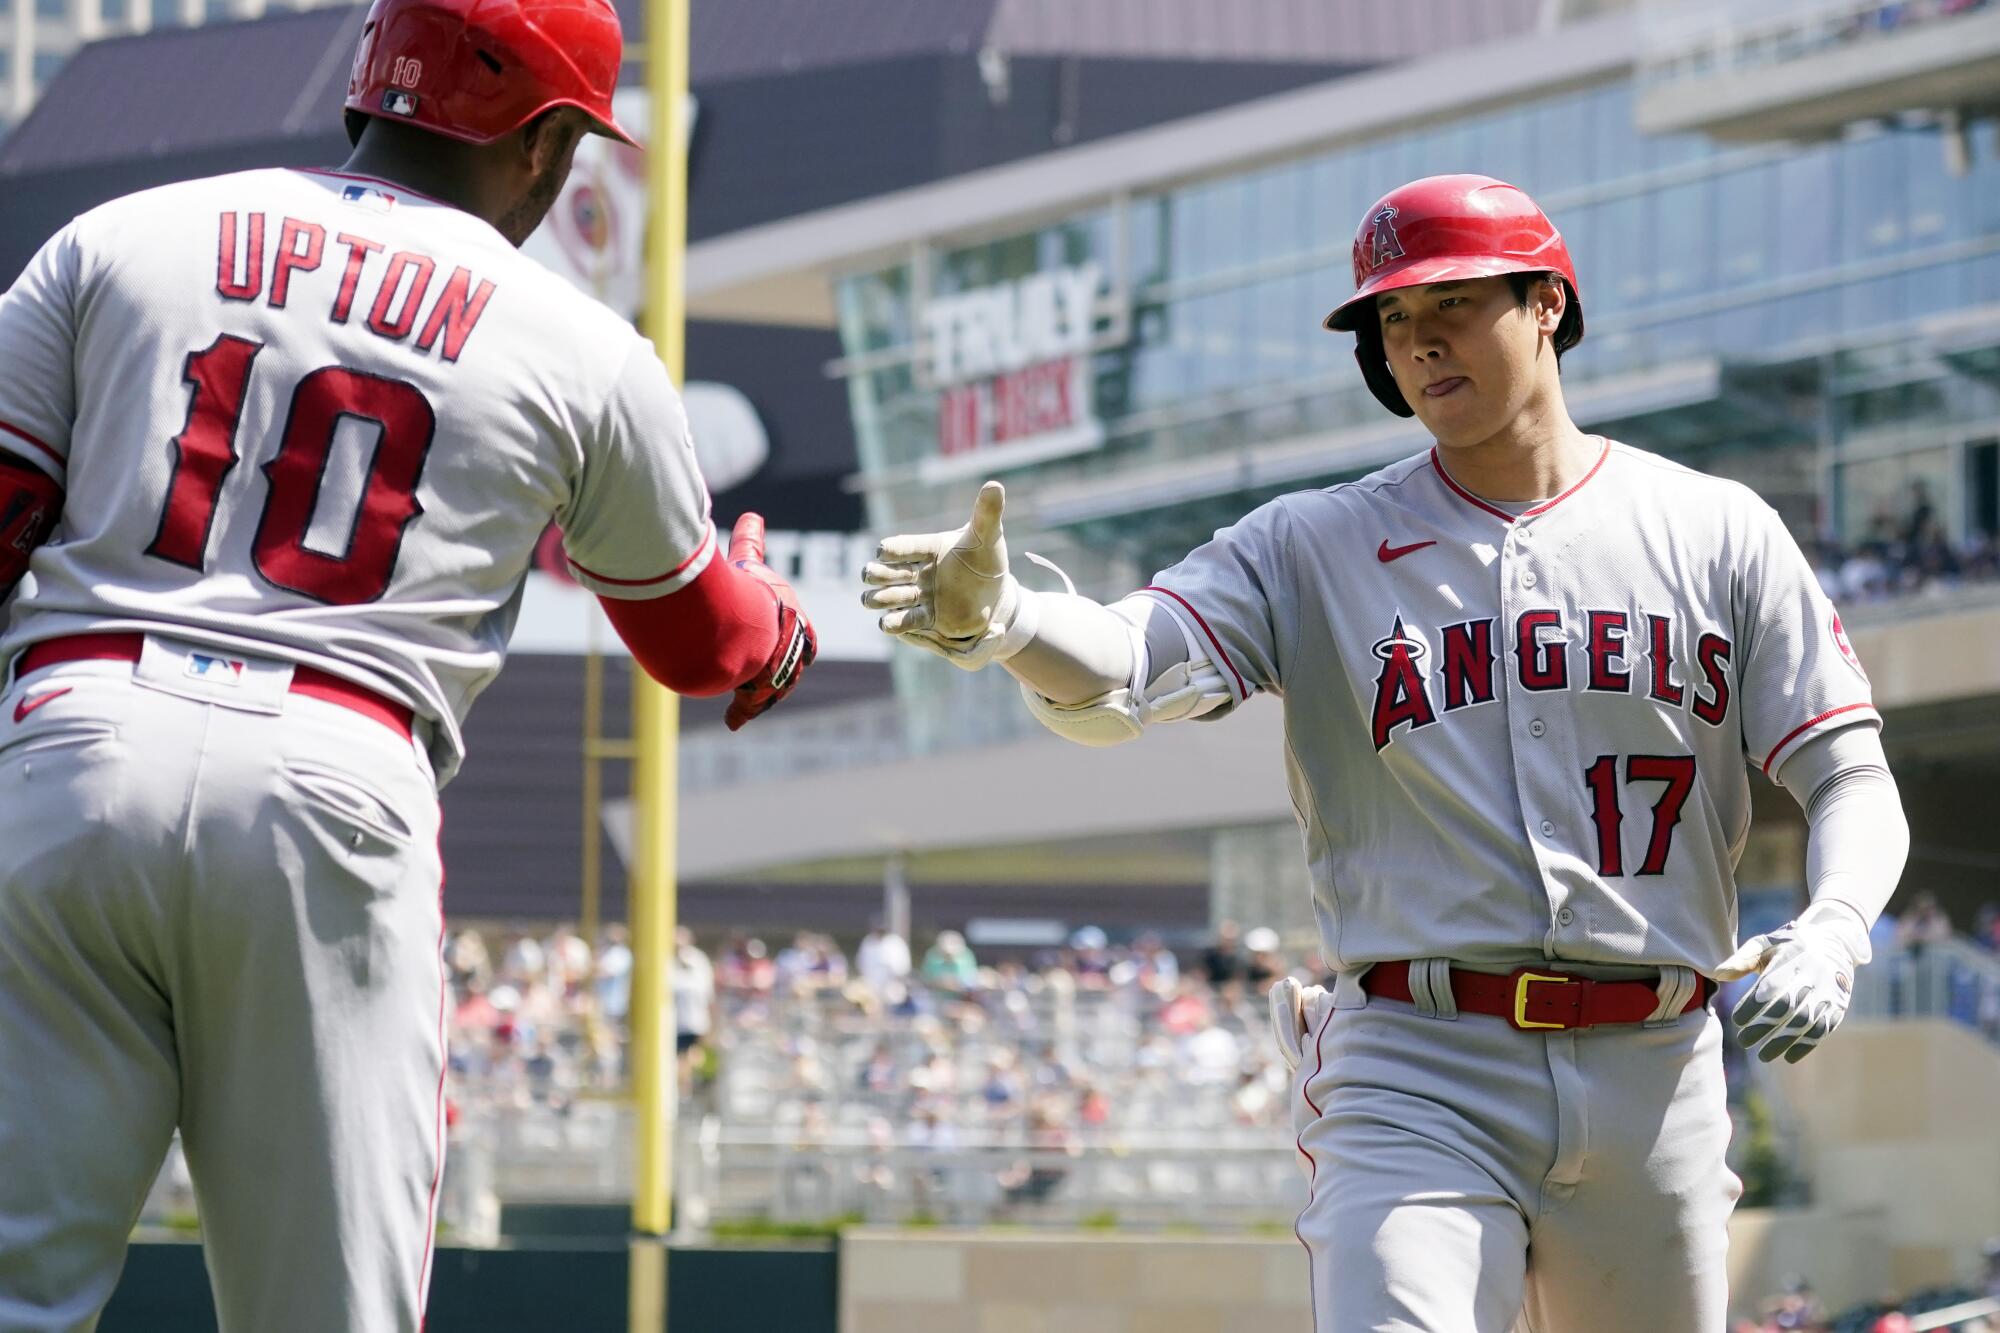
[0, 167, 714, 1330]
[0, 167, 714, 785]
[1141, 438, 1877, 974]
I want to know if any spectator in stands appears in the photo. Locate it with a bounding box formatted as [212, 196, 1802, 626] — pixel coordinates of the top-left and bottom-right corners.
[997, 1097, 1078, 1208]
[1896, 890, 1953, 951]
[856, 919, 912, 996]
[858, 1040, 899, 1095]
[1067, 926, 1114, 988]
[1130, 931, 1180, 997]
[1764, 1275, 1824, 1331]
[672, 927, 715, 1091]
[1974, 903, 2000, 953]
[594, 923, 632, 1023]
[1244, 927, 1285, 990]
[921, 930, 979, 992]
[1201, 920, 1247, 991]
[716, 934, 776, 993]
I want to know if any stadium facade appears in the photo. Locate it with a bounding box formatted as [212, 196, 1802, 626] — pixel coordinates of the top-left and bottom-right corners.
[679, 1, 2000, 938]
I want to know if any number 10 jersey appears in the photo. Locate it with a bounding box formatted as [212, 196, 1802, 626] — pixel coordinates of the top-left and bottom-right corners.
[0, 168, 715, 785]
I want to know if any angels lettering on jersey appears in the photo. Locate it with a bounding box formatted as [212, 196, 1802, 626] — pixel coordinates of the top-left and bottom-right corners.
[1369, 609, 1731, 751]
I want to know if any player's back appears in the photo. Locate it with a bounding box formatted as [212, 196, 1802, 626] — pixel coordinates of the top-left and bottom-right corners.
[0, 167, 693, 781]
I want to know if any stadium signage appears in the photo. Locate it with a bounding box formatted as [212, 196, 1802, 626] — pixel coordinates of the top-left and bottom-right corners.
[923, 263, 1106, 480]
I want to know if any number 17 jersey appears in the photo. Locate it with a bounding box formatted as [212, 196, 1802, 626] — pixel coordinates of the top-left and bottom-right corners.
[1141, 439, 1878, 974]
[0, 168, 714, 785]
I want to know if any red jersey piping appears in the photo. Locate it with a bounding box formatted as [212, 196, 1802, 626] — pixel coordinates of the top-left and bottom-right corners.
[0, 420, 63, 469]
[568, 524, 716, 590]
[1142, 585, 1248, 699]
[1761, 703, 1877, 777]
[1429, 437, 1610, 524]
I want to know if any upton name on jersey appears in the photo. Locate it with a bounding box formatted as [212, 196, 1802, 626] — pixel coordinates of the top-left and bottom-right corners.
[1139, 439, 1877, 974]
[0, 168, 716, 785]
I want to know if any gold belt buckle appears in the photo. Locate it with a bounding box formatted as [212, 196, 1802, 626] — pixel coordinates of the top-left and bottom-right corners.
[1512, 971, 1578, 1030]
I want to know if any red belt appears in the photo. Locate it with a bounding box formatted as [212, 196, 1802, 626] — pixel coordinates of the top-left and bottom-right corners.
[18, 632, 415, 742]
[1364, 960, 1713, 1032]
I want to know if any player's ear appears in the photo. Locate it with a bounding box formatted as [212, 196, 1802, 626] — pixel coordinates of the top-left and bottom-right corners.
[1533, 275, 1565, 339]
[522, 108, 586, 174]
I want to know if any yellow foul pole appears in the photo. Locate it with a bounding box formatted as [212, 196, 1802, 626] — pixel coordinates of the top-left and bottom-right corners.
[631, 0, 689, 1327]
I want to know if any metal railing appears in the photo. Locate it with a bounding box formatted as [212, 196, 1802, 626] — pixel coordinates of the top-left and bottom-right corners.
[1639, 0, 1996, 86]
[1849, 936, 2000, 1044]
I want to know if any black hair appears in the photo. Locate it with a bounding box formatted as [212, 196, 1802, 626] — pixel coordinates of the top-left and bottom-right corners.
[1504, 271, 1583, 361]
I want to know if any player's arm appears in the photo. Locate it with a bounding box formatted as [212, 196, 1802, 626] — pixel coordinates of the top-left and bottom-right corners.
[1718, 498, 1903, 1061]
[0, 451, 64, 603]
[0, 222, 82, 606]
[859, 482, 1242, 746]
[562, 345, 815, 730]
[1716, 724, 1907, 1064]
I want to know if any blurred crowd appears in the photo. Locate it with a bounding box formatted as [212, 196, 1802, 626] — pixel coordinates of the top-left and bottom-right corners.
[1810, 484, 2000, 606]
[443, 918, 1313, 1151]
[1736, 1261, 2000, 1333]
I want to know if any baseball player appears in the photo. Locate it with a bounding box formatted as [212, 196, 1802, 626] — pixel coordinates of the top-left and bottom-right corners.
[0, 0, 817, 1327]
[861, 175, 1908, 1329]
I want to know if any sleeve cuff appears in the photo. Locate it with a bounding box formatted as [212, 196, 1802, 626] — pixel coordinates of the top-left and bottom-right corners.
[1137, 585, 1250, 703]
[567, 522, 716, 600]
[1761, 703, 1881, 778]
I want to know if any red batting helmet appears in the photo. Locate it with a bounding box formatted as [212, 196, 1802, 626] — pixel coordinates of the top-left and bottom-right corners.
[1323, 174, 1583, 418]
[344, 0, 637, 148]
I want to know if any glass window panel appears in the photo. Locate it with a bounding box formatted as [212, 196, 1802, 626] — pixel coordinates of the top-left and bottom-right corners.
[150, 0, 176, 26]
[1839, 274, 1907, 338]
[1770, 291, 1836, 351]
[1715, 164, 1774, 289]
[1652, 178, 1710, 302]
[1250, 276, 1304, 388]
[34, 0, 60, 15]
[1840, 129, 1904, 262]
[1971, 120, 2000, 234]
[1901, 125, 1962, 248]
[1588, 85, 1639, 192]
[1468, 104, 1533, 191]
[1128, 196, 1165, 289]
[31, 51, 64, 85]
[1250, 162, 1306, 266]
[1529, 90, 1594, 195]
[100, 0, 125, 19]
[202, 0, 226, 18]
[1305, 147, 1364, 253]
[1583, 195, 1651, 316]
[1774, 145, 1838, 279]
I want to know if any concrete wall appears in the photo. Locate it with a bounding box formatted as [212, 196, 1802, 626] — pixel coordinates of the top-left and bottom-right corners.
[1776, 1019, 2000, 1296]
[841, 1230, 1311, 1333]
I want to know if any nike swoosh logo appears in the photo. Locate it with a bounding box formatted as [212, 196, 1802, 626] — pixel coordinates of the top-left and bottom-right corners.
[13, 687, 71, 723]
[1377, 539, 1437, 563]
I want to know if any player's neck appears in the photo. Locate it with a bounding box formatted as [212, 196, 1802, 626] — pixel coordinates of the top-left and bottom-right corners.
[335, 146, 496, 229]
[1432, 390, 1595, 504]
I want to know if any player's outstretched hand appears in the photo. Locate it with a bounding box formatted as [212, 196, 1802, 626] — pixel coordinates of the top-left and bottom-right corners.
[860, 480, 1029, 669]
[723, 512, 817, 731]
[1713, 900, 1870, 1064]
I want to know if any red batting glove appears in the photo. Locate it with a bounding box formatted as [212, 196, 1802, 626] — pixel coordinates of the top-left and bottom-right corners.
[723, 513, 818, 731]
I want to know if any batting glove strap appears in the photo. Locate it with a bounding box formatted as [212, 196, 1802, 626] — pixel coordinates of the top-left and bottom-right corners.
[724, 585, 818, 732]
[894, 578, 1037, 671]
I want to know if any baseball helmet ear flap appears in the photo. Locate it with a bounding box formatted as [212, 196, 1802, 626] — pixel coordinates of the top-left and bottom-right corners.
[1352, 319, 1414, 418]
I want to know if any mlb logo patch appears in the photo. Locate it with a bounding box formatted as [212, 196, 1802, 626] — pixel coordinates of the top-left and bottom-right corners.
[381, 89, 420, 118]
[186, 654, 246, 685]
[341, 183, 397, 214]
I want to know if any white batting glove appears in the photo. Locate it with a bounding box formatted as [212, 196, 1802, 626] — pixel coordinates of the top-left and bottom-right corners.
[1269, 976, 1332, 1074]
[1714, 900, 1872, 1065]
[859, 481, 1036, 670]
